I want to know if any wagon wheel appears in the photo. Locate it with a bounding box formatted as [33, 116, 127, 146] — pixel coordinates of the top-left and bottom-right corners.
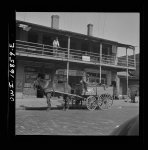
[86, 96, 98, 111]
[99, 94, 113, 110]
[46, 92, 52, 110]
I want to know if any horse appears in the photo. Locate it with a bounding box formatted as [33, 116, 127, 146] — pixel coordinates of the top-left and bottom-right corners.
[33, 76, 72, 110]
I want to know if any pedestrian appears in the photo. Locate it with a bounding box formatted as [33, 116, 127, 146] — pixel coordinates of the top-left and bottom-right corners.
[53, 37, 60, 56]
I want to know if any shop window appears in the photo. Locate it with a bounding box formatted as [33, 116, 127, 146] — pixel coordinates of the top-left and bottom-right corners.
[89, 77, 96, 83]
[88, 77, 106, 84]
[87, 72, 107, 84]
[24, 66, 39, 88]
[56, 75, 67, 84]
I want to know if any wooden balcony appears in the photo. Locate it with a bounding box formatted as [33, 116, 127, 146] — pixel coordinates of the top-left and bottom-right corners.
[16, 40, 135, 69]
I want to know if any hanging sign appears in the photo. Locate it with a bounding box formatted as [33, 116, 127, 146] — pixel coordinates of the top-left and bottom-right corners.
[56, 69, 84, 76]
[82, 56, 90, 61]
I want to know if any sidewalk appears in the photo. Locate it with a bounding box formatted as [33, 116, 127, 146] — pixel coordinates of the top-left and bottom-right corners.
[15, 96, 139, 109]
[112, 99, 139, 107]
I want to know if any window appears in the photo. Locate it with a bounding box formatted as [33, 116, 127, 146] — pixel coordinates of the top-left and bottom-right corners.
[70, 42, 76, 50]
[87, 72, 107, 84]
[89, 77, 96, 83]
[88, 77, 106, 84]
[28, 31, 38, 43]
[81, 42, 89, 51]
[102, 44, 112, 55]
[43, 35, 52, 45]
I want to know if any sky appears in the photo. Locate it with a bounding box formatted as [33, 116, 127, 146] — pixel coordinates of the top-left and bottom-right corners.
[16, 12, 139, 56]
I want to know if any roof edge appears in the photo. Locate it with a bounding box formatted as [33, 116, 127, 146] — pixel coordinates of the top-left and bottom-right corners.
[16, 20, 135, 47]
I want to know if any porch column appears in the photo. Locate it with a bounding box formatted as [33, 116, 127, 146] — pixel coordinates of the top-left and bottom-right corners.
[133, 47, 136, 68]
[126, 47, 129, 97]
[99, 43, 102, 83]
[66, 36, 70, 87]
[112, 45, 117, 65]
[106, 71, 111, 86]
[116, 75, 120, 97]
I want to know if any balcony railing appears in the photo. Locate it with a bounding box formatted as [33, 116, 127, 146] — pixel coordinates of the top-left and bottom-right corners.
[16, 40, 135, 68]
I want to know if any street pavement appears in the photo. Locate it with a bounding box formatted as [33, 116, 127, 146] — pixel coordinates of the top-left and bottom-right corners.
[15, 97, 139, 135]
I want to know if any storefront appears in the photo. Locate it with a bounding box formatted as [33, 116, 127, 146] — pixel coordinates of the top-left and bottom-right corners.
[16, 60, 117, 97]
[16, 60, 55, 97]
[55, 68, 112, 86]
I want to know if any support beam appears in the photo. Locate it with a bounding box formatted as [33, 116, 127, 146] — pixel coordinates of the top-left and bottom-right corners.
[66, 36, 70, 87]
[116, 75, 120, 97]
[133, 47, 136, 68]
[99, 65, 101, 83]
[99, 43, 102, 83]
[126, 47, 129, 98]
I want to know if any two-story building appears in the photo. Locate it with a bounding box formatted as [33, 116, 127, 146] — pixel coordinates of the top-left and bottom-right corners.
[16, 15, 136, 98]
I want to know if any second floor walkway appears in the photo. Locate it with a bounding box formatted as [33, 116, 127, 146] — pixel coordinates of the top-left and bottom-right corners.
[16, 40, 136, 70]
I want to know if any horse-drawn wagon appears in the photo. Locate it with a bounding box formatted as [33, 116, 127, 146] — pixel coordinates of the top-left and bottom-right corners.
[34, 73, 113, 111]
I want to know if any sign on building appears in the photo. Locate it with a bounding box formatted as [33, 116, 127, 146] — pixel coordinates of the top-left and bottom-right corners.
[82, 56, 90, 61]
[56, 69, 84, 76]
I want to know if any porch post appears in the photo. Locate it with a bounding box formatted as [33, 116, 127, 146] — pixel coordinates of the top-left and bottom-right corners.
[133, 47, 136, 68]
[99, 42, 102, 83]
[126, 47, 129, 98]
[66, 36, 70, 87]
[42, 44, 44, 55]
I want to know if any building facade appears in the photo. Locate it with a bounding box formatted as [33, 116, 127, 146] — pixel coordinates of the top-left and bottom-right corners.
[117, 54, 139, 97]
[16, 15, 136, 98]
